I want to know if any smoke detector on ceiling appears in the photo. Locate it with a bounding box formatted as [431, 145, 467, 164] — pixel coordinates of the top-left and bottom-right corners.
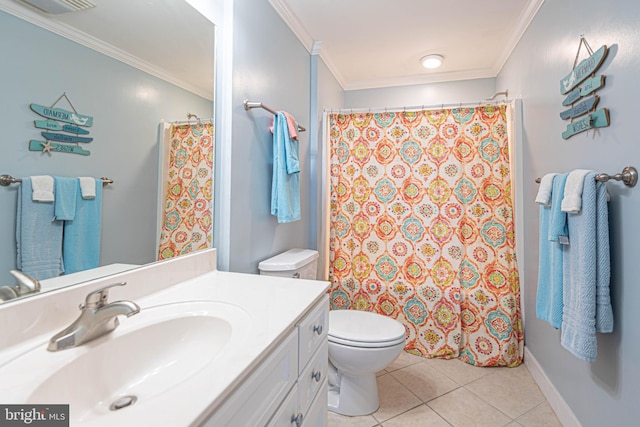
[18, 0, 96, 14]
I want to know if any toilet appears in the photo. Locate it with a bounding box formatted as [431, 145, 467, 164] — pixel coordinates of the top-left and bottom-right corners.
[259, 249, 407, 416]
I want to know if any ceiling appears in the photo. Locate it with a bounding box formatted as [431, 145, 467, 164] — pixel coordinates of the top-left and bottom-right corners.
[270, 0, 545, 90]
[0, 0, 214, 100]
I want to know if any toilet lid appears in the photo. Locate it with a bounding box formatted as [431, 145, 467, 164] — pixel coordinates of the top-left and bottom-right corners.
[329, 310, 406, 346]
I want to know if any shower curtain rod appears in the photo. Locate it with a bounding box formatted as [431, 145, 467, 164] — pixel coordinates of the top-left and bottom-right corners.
[324, 97, 512, 115]
[171, 118, 213, 125]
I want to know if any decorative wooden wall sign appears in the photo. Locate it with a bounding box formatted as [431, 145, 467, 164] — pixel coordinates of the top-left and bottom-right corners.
[560, 37, 610, 139]
[34, 120, 90, 134]
[28, 93, 93, 155]
[29, 140, 90, 156]
[560, 44, 608, 94]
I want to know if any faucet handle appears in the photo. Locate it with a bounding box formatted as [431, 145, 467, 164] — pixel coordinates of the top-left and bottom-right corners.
[82, 282, 127, 309]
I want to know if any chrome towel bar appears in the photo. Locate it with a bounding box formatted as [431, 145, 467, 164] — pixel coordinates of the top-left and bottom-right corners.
[535, 166, 637, 187]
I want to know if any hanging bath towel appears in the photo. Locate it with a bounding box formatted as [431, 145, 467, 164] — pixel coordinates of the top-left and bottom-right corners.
[62, 179, 102, 274]
[561, 173, 613, 362]
[536, 173, 567, 328]
[16, 177, 64, 280]
[271, 112, 300, 223]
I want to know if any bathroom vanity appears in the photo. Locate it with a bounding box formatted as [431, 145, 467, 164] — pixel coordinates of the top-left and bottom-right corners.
[0, 249, 329, 426]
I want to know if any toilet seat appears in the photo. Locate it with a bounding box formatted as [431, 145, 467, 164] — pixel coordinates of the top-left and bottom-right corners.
[329, 310, 406, 348]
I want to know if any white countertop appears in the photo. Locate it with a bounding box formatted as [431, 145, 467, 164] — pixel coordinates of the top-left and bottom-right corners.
[0, 264, 329, 426]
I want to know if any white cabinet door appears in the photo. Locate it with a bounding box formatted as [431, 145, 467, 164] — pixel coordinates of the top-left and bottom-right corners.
[203, 331, 298, 427]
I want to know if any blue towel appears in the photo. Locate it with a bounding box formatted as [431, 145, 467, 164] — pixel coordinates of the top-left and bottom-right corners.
[54, 177, 77, 221]
[561, 173, 613, 362]
[548, 174, 568, 242]
[271, 112, 300, 223]
[536, 174, 567, 328]
[62, 179, 102, 274]
[16, 177, 64, 280]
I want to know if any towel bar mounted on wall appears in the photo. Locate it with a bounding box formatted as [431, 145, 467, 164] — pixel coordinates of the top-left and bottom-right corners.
[535, 166, 638, 187]
[243, 99, 307, 132]
[0, 175, 113, 187]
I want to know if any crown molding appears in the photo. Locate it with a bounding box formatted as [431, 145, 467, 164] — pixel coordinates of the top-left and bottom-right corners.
[268, 0, 313, 51]
[493, 0, 546, 76]
[311, 40, 323, 56]
[0, 1, 212, 100]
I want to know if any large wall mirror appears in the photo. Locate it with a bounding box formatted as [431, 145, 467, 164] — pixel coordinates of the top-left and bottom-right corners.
[0, 0, 215, 302]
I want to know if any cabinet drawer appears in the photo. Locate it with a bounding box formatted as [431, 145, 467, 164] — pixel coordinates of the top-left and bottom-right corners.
[266, 385, 300, 427]
[303, 379, 328, 427]
[204, 330, 298, 427]
[298, 296, 329, 373]
[298, 341, 328, 415]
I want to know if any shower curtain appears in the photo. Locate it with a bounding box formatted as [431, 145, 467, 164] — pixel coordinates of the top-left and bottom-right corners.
[157, 122, 214, 260]
[327, 104, 523, 367]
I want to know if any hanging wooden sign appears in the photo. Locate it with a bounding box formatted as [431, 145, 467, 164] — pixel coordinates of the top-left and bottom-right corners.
[34, 120, 90, 135]
[29, 140, 90, 156]
[30, 103, 93, 127]
[560, 96, 599, 120]
[562, 87, 582, 106]
[41, 131, 93, 143]
[562, 108, 610, 139]
[580, 74, 606, 97]
[560, 44, 608, 94]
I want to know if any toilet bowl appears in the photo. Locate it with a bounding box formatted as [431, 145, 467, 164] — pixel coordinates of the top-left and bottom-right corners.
[327, 309, 406, 416]
[258, 249, 406, 416]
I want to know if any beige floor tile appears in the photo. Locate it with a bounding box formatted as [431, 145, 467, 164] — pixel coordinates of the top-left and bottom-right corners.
[428, 388, 512, 427]
[381, 404, 451, 427]
[504, 422, 524, 427]
[424, 357, 494, 386]
[390, 362, 459, 402]
[372, 373, 422, 422]
[464, 365, 544, 419]
[515, 403, 562, 427]
[328, 411, 379, 427]
[385, 350, 423, 372]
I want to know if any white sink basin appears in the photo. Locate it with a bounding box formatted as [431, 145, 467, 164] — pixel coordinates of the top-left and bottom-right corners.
[0, 301, 251, 425]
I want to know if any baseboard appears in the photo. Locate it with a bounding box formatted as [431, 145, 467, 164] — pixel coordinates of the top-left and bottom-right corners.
[524, 346, 583, 427]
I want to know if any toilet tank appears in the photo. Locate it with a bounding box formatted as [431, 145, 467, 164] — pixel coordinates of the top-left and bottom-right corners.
[258, 248, 319, 279]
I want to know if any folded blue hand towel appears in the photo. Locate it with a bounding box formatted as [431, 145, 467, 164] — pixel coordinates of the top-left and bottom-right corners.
[536, 174, 566, 328]
[16, 177, 64, 280]
[271, 112, 300, 223]
[54, 177, 77, 221]
[62, 179, 102, 274]
[548, 174, 568, 242]
[561, 173, 613, 362]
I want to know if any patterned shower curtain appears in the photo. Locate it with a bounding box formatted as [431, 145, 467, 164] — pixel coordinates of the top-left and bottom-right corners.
[328, 105, 523, 367]
[158, 123, 214, 260]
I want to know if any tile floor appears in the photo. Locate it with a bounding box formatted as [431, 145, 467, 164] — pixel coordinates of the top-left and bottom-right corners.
[328, 351, 563, 427]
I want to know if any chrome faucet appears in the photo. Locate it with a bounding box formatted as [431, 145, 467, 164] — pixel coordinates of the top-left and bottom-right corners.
[0, 270, 41, 302]
[47, 282, 140, 352]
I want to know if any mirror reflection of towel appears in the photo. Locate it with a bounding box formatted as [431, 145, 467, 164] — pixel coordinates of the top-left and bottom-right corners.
[62, 179, 102, 275]
[54, 177, 77, 221]
[16, 177, 63, 280]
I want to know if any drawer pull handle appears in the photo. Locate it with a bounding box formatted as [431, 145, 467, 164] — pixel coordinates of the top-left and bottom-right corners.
[312, 371, 322, 382]
[313, 324, 323, 335]
[293, 272, 301, 278]
[291, 413, 303, 426]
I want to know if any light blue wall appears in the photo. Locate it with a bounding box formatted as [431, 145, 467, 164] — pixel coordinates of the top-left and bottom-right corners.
[0, 11, 212, 284]
[497, 1, 640, 425]
[228, 0, 311, 273]
[344, 78, 496, 108]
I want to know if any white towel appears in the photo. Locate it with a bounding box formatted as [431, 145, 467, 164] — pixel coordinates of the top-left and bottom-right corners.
[79, 177, 96, 199]
[31, 175, 54, 202]
[561, 169, 593, 213]
[535, 173, 558, 206]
